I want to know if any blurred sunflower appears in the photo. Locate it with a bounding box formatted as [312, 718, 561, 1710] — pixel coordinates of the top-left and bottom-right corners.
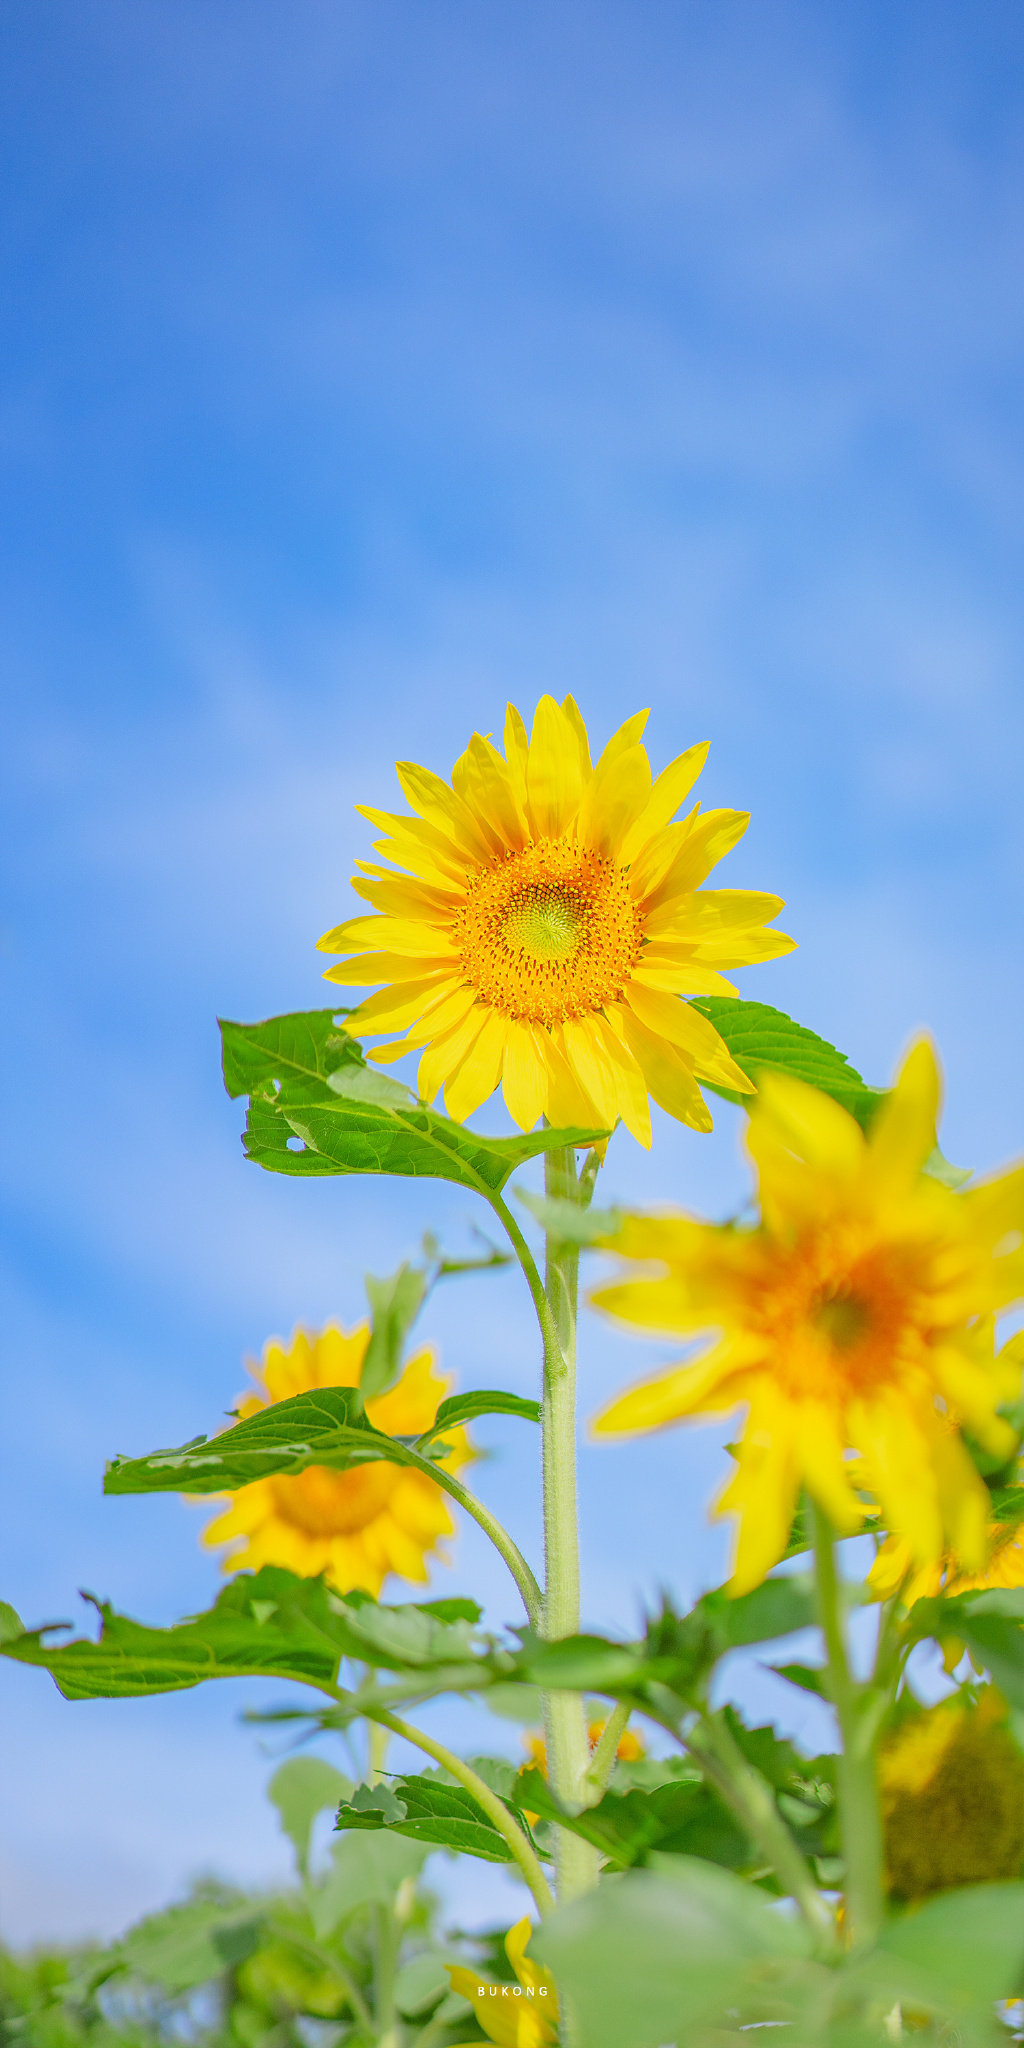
[592, 1041, 1024, 1594]
[448, 1918, 558, 2048]
[880, 1688, 1024, 1900]
[318, 696, 793, 1144]
[202, 1323, 470, 1596]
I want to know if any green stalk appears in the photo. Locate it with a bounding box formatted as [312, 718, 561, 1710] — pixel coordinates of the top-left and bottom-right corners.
[811, 1506, 885, 1948]
[686, 1712, 835, 1946]
[539, 1142, 602, 1902]
[580, 1702, 632, 1806]
[424, 1462, 543, 1626]
[373, 1900, 400, 2048]
[360, 1702, 555, 1917]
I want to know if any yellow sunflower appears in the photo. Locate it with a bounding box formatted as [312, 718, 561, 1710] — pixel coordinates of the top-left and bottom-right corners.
[448, 1918, 558, 2048]
[317, 697, 793, 1145]
[201, 1323, 470, 1597]
[879, 1689, 1024, 1901]
[592, 1040, 1024, 1594]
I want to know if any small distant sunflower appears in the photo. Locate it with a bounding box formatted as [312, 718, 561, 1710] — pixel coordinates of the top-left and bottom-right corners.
[592, 1041, 1024, 1594]
[317, 697, 793, 1145]
[202, 1324, 470, 1597]
[448, 1918, 558, 2048]
[880, 1689, 1024, 1901]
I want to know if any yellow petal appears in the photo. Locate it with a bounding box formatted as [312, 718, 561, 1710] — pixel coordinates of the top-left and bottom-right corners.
[396, 757, 498, 862]
[577, 743, 651, 858]
[346, 977, 449, 1034]
[619, 742, 710, 864]
[631, 959, 739, 998]
[402, 980, 479, 1048]
[501, 1019, 549, 1132]
[747, 1072, 864, 1192]
[865, 1036, 942, 1194]
[504, 702, 530, 804]
[451, 732, 529, 851]
[561, 695, 593, 776]
[418, 1005, 487, 1106]
[616, 1004, 713, 1132]
[594, 1014, 652, 1148]
[592, 1347, 737, 1434]
[350, 871, 461, 917]
[319, 915, 456, 957]
[717, 1401, 801, 1595]
[623, 983, 753, 1092]
[526, 695, 584, 839]
[562, 1015, 620, 1127]
[593, 708, 649, 770]
[641, 810, 750, 912]
[443, 1008, 508, 1122]
[323, 951, 455, 987]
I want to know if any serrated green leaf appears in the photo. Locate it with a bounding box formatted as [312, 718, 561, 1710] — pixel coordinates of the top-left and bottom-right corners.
[268, 1756, 352, 1876]
[691, 998, 881, 1126]
[335, 1768, 525, 1864]
[769, 1662, 828, 1700]
[221, 1010, 605, 1193]
[0, 1569, 484, 1701]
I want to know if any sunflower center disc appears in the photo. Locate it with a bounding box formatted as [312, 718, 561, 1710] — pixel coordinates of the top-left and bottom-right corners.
[503, 888, 584, 960]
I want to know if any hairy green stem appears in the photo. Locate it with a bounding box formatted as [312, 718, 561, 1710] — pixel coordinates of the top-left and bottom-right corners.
[359, 1702, 555, 1917]
[538, 1143, 602, 1902]
[580, 1701, 632, 1806]
[425, 1461, 543, 1626]
[687, 1711, 835, 1947]
[812, 1506, 885, 1948]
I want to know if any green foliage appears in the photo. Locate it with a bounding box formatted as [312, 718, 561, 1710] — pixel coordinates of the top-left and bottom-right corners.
[691, 997, 882, 1124]
[220, 1008, 604, 1191]
[267, 1755, 351, 1876]
[0, 1569, 484, 1702]
[908, 1587, 1024, 1706]
[335, 1765, 529, 1864]
[105, 1384, 539, 1501]
[361, 1262, 431, 1398]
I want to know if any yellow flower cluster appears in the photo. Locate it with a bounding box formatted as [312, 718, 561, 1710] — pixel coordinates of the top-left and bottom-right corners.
[593, 1042, 1024, 1593]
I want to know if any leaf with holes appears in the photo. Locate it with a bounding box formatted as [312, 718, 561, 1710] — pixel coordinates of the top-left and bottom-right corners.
[221, 1010, 606, 1194]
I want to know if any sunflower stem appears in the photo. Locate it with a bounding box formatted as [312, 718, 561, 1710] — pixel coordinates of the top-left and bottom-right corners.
[539, 1142, 603, 1902]
[423, 1461, 543, 1626]
[359, 1703, 555, 1918]
[811, 1506, 886, 1948]
[686, 1709, 835, 1948]
[580, 1702, 632, 1806]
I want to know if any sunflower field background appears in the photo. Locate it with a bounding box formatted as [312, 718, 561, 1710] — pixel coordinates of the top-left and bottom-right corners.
[4, 5, 1024, 2047]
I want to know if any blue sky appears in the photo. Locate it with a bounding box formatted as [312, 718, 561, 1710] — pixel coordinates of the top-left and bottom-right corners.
[3, 0, 1024, 1946]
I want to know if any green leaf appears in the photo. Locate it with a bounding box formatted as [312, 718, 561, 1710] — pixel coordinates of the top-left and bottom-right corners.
[868, 1881, 1024, 2012]
[515, 1762, 750, 1873]
[532, 1859, 812, 2048]
[311, 1831, 429, 1939]
[514, 1190, 622, 1246]
[0, 1569, 484, 1701]
[105, 1898, 264, 1993]
[105, 1386, 430, 1498]
[335, 1767, 527, 1865]
[770, 1662, 828, 1700]
[221, 1010, 605, 1193]
[0, 1600, 25, 1644]
[394, 1952, 453, 2017]
[909, 1588, 1024, 1706]
[361, 1263, 429, 1399]
[268, 1756, 352, 1876]
[417, 1388, 541, 1446]
[691, 998, 881, 1126]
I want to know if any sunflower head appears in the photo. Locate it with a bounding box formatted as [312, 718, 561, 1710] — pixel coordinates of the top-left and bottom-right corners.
[880, 1688, 1024, 1900]
[201, 1323, 470, 1597]
[448, 1917, 558, 2048]
[318, 696, 794, 1146]
[592, 1039, 1024, 1593]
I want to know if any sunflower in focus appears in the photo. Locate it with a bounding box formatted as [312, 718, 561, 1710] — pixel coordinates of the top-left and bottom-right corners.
[448, 1918, 558, 2048]
[317, 698, 793, 1145]
[592, 1040, 1024, 1594]
[202, 1324, 470, 1597]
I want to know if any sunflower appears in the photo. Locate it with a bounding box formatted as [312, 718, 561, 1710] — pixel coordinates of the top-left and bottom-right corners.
[448, 1918, 558, 2048]
[317, 697, 793, 1145]
[879, 1689, 1024, 1901]
[592, 1040, 1024, 1594]
[201, 1324, 470, 1597]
